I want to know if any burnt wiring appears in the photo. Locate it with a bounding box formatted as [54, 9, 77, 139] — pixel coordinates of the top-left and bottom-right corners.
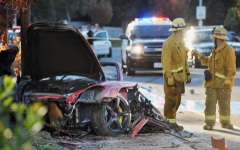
[64, 101, 78, 117]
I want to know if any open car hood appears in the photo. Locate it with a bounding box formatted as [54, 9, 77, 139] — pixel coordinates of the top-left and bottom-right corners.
[26, 22, 104, 81]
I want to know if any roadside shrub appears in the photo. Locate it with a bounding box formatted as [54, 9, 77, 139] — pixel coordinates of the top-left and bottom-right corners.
[0, 76, 47, 150]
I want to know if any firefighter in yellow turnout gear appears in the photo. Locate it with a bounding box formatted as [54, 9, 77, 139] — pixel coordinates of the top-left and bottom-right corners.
[192, 27, 236, 130]
[161, 18, 191, 131]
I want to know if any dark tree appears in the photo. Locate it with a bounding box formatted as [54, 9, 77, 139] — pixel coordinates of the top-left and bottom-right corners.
[154, 0, 191, 21]
[84, 0, 113, 25]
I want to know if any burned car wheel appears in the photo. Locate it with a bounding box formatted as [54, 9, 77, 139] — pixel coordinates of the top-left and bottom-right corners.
[91, 94, 131, 136]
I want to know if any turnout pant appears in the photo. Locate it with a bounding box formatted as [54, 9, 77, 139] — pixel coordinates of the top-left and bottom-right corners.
[204, 88, 232, 125]
[164, 79, 184, 124]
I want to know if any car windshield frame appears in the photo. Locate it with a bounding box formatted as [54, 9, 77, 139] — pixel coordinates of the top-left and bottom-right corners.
[40, 74, 92, 81]
[130, 24, 172, 39]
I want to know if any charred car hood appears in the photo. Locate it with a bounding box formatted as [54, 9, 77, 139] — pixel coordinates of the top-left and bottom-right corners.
[26, 22, 104, 81]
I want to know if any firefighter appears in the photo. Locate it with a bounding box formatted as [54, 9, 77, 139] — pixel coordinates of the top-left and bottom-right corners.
[161, 18, 191, 131]
[192, 26, 236, 130]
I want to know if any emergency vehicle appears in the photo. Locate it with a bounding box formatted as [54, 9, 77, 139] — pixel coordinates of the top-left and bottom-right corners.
[119, 17, 172, 75]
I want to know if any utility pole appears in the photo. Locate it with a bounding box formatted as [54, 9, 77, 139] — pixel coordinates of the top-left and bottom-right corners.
[198, 0, 203, 27]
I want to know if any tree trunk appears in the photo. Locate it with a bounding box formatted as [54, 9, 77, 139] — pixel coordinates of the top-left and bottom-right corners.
[3, 28, 8, 49]
[2, 8, 9, 49]
[20, 6, 30, 76]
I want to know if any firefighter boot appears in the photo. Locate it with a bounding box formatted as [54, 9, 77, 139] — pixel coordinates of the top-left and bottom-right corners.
[221, 123, 233, 129]
[176, 124, 184, 131]
[169, 123, 184, 131]
[203, 124, 213, 130]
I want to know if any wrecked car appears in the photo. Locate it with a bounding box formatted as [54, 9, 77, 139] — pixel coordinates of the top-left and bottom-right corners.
[16, 22, 173, 137]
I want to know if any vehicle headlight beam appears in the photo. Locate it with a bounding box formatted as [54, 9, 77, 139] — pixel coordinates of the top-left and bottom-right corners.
[131, 45, 143, 55]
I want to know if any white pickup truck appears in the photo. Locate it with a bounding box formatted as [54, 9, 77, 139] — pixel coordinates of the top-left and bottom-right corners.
[82, 30, 112, 58]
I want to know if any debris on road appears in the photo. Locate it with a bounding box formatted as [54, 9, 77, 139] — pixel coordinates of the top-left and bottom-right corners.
[211, 136, 228, 150]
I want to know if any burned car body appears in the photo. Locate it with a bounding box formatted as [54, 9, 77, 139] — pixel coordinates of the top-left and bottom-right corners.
[17, 22, 173, 136]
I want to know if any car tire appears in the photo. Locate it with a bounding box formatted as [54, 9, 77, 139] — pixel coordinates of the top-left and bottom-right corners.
[192, 56, 201, 68]
[126, 57, 135, 76]
[91, 94, 131, 136]
[121, 58, 126, 73]
[16, 80, 31, 103]
[107, 48, 112, 58]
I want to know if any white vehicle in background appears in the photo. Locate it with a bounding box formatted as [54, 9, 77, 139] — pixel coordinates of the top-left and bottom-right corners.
[82, 30, 112, 58]
[185, 26, 240, 68]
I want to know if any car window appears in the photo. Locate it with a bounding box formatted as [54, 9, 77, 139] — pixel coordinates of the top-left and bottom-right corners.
[41, 75, 87, 81]
[95, 32, 107, 41]
[131, 25, 172, 39]
[192, 30, 233, 44]
[193, 31, 212, 43]
[101, 65, 118, 80]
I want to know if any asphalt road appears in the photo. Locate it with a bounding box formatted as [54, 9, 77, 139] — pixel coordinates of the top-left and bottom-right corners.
[100, 47, 240, 149]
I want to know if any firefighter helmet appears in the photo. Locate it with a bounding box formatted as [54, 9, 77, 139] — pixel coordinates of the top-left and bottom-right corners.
[212, 27, 229, 40]
[169, 18, 188, 31]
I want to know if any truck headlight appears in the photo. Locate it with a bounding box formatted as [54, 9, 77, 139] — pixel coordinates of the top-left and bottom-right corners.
[131, 45, 143, 55]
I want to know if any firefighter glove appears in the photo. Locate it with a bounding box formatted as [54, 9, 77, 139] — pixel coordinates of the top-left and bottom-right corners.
[167, 77, 175, 86]
[186, 75, 191, 84]
[192, 50, 202, 58]
[224, 79, 231, 86]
